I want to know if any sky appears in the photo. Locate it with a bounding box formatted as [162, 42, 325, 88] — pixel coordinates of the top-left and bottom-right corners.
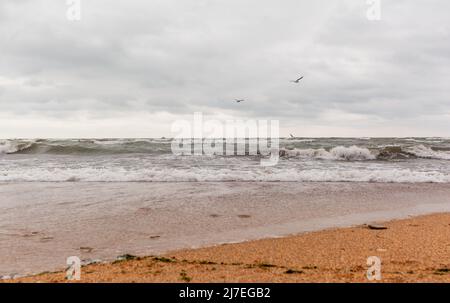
[0, 0, 449, 138]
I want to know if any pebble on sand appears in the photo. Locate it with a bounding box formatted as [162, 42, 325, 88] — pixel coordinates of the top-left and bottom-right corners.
[367, 224, 388, 230]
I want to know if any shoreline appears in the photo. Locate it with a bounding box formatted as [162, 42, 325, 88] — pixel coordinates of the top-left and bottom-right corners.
[1, 182, 450, 277]
[6, 212, 450, 283]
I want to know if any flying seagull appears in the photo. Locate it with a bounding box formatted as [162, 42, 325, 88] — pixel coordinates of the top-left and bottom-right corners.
[290, 134, 294, 138]
[290, 76, 304, 83]
[235, 99, 245, 103]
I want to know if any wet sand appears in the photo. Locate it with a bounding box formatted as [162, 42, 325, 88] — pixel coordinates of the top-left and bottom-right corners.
[8, 213, 450, 283]
[1, 182, 450, 277]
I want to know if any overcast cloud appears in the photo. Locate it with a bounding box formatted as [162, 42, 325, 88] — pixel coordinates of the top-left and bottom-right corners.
[0, 0, 449, 137]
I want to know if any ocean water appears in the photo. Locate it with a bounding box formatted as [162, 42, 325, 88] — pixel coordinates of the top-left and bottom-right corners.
[1, 137, 450, 183]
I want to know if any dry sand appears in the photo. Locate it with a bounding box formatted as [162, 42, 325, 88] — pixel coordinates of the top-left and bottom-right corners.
[7, 212, 450, 283]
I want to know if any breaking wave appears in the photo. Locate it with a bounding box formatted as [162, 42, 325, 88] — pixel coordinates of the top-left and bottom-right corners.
[1, 138, 450, 183]
[0, 140, 35, 154]
[2, 139, 450, 161]
[405, 145, 450, 160]
[0, 139, 171, 155]
[279, 146, 376, 161]
[279, 145, 450, 161]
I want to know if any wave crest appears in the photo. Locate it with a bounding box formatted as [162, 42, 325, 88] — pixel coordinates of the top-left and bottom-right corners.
[280, 146, 375, 161]
[0, 140, 35, 154]
[406, 145, 450, 160]
[0, 139, 171, 155]
[280, 145, 450, 161]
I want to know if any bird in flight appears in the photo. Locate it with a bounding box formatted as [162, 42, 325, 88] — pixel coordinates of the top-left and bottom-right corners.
[235, 99, 245, 103]
[290, 134, 294, 138]
[290, 76, 304, 83]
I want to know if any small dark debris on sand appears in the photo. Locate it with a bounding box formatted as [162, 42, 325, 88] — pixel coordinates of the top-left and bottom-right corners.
[257, 263, 276, 269]
[180, 270, 192, 282]
[285, 269, 304, 274]
[40, 236, 54, 242]
[367, 224, 388, 230]
[238, 215, 251, 219]
[80, 247, 94, 253]
[115, 254, 138, 262]
[22, 231, 40, 238]
[435, 268, 450, 273]
[153, 256, 176, 263]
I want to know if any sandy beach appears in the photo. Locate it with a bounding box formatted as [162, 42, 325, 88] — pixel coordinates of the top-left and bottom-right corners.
[2, 182, 450, 278]
[7, 212, 450, 283]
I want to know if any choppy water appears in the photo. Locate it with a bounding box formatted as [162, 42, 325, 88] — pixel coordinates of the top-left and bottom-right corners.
[1, 137, 450, 182]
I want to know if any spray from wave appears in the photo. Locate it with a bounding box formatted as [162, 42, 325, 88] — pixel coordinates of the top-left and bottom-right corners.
[1, 138, 450, 183]
[0, 140, 35, 154]
[279, 146, 376, 161]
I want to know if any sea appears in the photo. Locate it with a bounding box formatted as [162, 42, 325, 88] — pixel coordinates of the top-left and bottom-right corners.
[1, 137, 450, 183]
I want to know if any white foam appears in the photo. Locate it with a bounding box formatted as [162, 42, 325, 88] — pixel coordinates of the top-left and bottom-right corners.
[406, 145, 450, 160]
[330, 146, 376, 160]
[282, 147, 330, 159]
[281, 145, 375, 161]
[0, 140, 15, 154]
[0, 166, 449, 183]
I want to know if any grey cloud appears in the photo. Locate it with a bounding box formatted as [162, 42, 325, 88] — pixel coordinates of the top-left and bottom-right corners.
[0, 0, 449, 136]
